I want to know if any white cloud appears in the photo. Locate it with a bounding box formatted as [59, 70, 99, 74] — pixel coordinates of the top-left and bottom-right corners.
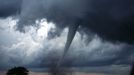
[0, 17, 55, 66]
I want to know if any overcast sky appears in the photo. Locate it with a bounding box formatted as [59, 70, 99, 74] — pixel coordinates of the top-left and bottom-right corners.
[0, 0, 134, 75]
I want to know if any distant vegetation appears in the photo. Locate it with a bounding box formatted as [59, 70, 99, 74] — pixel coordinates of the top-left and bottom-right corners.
[6, 67, 29, 75]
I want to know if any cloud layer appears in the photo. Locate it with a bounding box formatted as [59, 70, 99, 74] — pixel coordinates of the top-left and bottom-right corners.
[0, 18, 134, 75]
[0, 0, 134, 43]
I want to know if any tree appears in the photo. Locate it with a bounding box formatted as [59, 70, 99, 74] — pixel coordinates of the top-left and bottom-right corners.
[6, 67, 29, 75]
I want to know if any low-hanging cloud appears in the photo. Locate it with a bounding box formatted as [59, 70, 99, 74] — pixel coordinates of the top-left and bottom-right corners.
[0, 0, 134, 44]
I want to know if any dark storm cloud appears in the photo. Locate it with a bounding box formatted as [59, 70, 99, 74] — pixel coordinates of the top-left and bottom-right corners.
[14, 0, 134, 44]
[0, 0, 22, 18]
[0, 0, 133, 43]
[82, 0, 134, 44]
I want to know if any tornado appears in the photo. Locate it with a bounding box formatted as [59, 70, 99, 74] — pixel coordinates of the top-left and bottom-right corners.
[57, 24, 79, 67]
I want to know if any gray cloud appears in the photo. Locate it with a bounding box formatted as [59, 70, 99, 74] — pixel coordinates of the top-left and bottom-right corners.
[0, 0, 22, 18]
[0, 0, 134, 43]
[0, 0, 132, 44]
